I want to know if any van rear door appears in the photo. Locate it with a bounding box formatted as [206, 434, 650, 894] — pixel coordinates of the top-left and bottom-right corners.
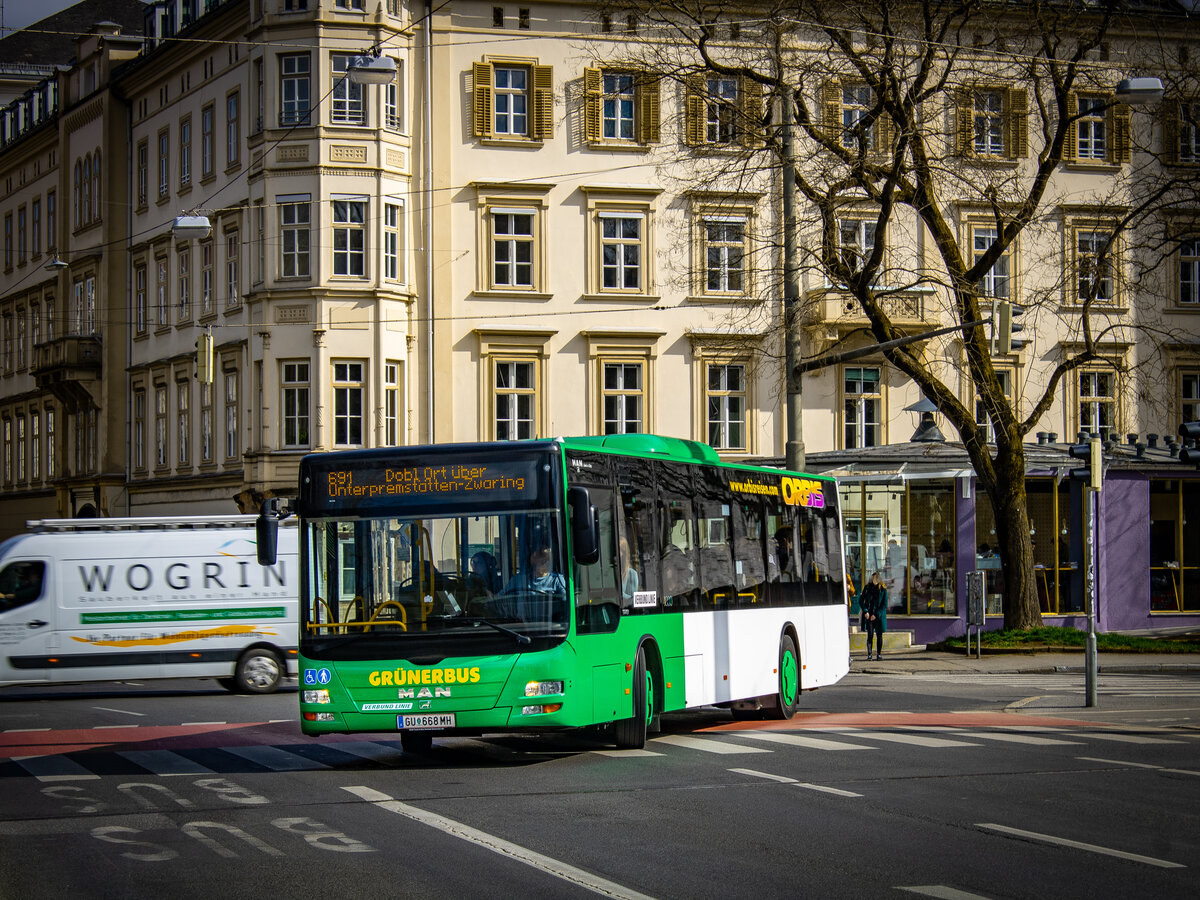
[0, 559, 52, 685]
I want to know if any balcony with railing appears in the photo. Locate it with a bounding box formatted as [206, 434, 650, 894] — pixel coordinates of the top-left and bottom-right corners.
[807, 286, 941, 335]
[32, 335, 102, 410]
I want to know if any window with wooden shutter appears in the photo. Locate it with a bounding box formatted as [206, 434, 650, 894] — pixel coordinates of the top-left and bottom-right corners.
[635, 72, 660, 144]
[823, 80, 843, 144]
[957, 85, 1026, 158]
[685, 74, 707, 146]
[1108, 102, 1131, 163]
[583, 68, 660, 146]
[472, 61, 494, 138]
[1006, 87, 1028, 158]
[1064, 92, 1128, 164]
[531, 65, 554, 139]
[472, 60, 552, 141]
[738, 75, 763, 147]
[583, 66, 602, 142]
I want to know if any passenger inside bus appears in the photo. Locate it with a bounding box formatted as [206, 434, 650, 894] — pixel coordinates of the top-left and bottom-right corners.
[496, 546, 566, 621]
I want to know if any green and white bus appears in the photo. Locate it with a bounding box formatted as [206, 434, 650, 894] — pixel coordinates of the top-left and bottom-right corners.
[260, 434, 849, 752]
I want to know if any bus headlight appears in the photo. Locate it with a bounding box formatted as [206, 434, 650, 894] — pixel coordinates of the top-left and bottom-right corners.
[302, 690, 331, 704]
[521, 703, 564, 716]
[524, 680, 564, 697]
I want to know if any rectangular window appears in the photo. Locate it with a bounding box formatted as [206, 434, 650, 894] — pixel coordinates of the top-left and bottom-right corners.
[333, 361, 364, 446]
[254, 58, 264, 133]
[583, 67, 659, 145]
[600, 214, 642, 291]
[1077, 229, 1114, 303]
[30, 301, 39, 349]
[254, 202, 265, 285]
[17, 206, 26, 264]
[4, 213, 11, 269]
[136, 141, 148, 207]
[704, 218, 746, 294]
[45, 407, 54, 479]
[603, 72, 635, 140]
[156, 257, 168, 327]
[84, 275, 96, 334]
[280, 200, 311, 277]
[31, 199, 39, 257]
[2, 419, 9, 485]
[177, 248, 191, 320]
[973, 226, 1010, 299]
[844, 366, 881, 448]
[494, 66, 529, 135]
[281, 361, 310, 448]
[180, 118, 191, 186]
[332, 200, 366, 276]
[385, 64, 401, 129]
[602, 362, 643, 434]
[706, 363, 746, 450]
[331, 55, 365, 125]
[177, 381, 190, 465]
[705, 76, 738, 144]
[134, 264, 147, 334]
[226, 92, 240, 166]
[384, 203, 402, 280]
[1178, 100, 1200, 164]
[385, 362, 400, 445]
[975, 369, 1013, 443]
[1079, 369, 1116, 440]
[225, 230, 240, 307]
[133, 389, 145, 469]
[973, 90, 1005, 156]
[158, 130, 169, 198]
[495, 360, 536, 440]
[201, 240, 214, 315]
[16, 307, 24, 369]
[46, 191, 55, 251]
[839, 218, 877, 270]
[1183, 371, 1200, 424]
[1180, 237, 1200, 305]
[491, 210, 534, 288]
[1076, 95, 1107, 160]
[201, 105, 214, 177]
[200, 383, 212, 462]
[841, 84, 876, 151]
[31, 411, 39, 481]
[224, 370, 239, 460]
[280, 54, 311, 126]
[16, 416, 24, 483]
[155, 385, 168, 467]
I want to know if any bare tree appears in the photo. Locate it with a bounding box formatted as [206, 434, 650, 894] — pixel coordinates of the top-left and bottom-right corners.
[605, 0, 1200, 628]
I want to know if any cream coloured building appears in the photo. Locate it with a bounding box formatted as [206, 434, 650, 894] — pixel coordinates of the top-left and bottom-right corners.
[0, 0, 1196, 536]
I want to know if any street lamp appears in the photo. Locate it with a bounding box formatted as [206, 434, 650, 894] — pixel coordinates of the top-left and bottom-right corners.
[172, 215, 212, 240]
[1115, 76, 1164, 106]
[348, 53, 398, 85]
[905, 396, 946, 443]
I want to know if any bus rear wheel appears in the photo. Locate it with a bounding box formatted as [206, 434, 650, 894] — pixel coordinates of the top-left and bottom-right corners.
[234, 648, 283, 694]
[771, 635, 799, 720]
[614, 648, 651, 750]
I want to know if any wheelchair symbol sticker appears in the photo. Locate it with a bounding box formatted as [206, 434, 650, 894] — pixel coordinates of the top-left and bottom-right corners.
[303, 668, 331, 686]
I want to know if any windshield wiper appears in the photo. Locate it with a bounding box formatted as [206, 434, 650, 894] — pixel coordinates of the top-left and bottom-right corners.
[436, 613, 532, 645]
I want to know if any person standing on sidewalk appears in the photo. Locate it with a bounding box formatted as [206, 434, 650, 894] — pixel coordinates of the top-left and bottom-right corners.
[860, 571, 888, 660]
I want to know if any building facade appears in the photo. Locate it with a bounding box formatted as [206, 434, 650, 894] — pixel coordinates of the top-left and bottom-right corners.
[0, 1, 1197, 631]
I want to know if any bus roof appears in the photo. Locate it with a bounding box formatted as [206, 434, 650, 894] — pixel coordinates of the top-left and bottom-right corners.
[559, 434, 834, 482]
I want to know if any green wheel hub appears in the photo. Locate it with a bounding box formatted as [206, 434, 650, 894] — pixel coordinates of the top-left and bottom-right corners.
[780, 648, 798, 702]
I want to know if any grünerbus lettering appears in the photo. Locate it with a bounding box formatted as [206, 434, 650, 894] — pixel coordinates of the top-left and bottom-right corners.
[368, 666, 480, 687]
[77, 560, 288, 594]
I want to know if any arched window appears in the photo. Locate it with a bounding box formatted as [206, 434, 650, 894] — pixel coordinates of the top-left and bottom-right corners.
[92, 150, 101, 222]
[82, 156, 91, 224]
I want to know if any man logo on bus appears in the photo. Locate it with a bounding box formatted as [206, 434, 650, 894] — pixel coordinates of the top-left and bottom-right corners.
[781, 476, 825, 508]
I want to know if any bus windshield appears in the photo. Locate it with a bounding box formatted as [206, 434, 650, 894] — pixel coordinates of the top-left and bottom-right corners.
[302, 508, 568, 649]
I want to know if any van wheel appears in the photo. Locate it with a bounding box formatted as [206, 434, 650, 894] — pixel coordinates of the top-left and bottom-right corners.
[770, 635, 799, 720]
[614, 648, 650, 750]
[234, 648, 283, 694]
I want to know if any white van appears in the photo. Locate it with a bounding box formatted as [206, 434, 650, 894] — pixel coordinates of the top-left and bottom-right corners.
[0, 515, 298, 693]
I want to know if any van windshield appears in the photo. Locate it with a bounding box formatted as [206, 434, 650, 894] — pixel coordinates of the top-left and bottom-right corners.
[0, 560, 45, 613]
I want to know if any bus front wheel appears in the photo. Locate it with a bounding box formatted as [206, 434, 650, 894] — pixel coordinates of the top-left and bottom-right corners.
[614, 648, 651, 750]
[771, 634, 799, 720]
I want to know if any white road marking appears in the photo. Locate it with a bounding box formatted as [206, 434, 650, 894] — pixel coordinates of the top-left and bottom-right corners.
[977, 823, 1185, 868]
[728, 768, 797, 784]
[650, 735, 769, 754]
[1063, 732, 1183, 745]
[91, 707, 145, 717]
[119, 750, 215, 776]
[14, 756, 100, 782]
[181, 721, 226, 726]
[732, 731, 876, 751]
[847, 732, 982, 748]
[343, 786, 657, 899]
[93, 725, 133, 730]
[221, 745, 329, 771]
[592, 749, 663, 757]
[899, 885, 995, 899]
[794, 782, 862, 798]
[4, 728, 50, 733]
[1077, 756, 1200, 777]
[911, 728, 1081, 747]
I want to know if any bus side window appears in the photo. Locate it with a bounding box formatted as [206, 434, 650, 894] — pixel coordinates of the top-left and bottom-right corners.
[575, 487, 620, 634]
[695, 470, 735, 610]
[659, 497, 698, 609]
[0, 561, 45, 612]
[732, 500, 767, 605]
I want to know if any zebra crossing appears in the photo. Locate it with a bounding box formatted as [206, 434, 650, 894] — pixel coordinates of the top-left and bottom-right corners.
[3, 724, 1196, 780]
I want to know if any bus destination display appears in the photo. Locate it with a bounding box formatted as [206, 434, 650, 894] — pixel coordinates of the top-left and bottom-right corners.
[321, 461, 537, 502]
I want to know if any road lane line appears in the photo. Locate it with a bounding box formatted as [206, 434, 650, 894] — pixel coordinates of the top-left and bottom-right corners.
[1077, 756, 1200, 777]
[794, 783, 862, 798]
[14, 755, 100, 781]
[182, 721, 227, 726]
[728, 768, 797, 783]
[977, 823, 1185, 868]
[592, 749, 663, 757]
[1063, 732, 1183, 745]
[120, 750, 215, 776]
[899, 886, 994, 899]
[732, 731, 876, 751]
[5, 729, 50, 733]
[913, 729, 1081, 747]
[221, 745, 330, 771]
[650, 735, 769, 754]
[343, 786, 656, 900]
[850, 732, 982, 748]
[91, 707, 145, 717]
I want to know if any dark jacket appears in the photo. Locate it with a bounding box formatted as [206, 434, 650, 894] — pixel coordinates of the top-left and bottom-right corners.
[859, 581, 888, 631]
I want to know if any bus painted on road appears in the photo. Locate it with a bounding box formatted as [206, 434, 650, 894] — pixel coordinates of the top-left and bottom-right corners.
[268, 434, 849, 750]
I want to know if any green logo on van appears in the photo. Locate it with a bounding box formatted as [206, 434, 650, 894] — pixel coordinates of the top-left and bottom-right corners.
[79, 607, 287, 624]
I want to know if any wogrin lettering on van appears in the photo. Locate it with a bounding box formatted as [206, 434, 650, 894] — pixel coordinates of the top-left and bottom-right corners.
[368, 667, 480, 687]
[76, 561, 288, 593]
[780, 476, 826, 509]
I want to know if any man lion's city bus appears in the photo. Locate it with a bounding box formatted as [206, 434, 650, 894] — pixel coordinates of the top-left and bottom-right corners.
[258, 435, 849, 752]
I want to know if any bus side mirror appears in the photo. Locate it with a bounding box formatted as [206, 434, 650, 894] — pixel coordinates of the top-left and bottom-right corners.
[256, 497, 284, 566]
[568, 486, 600, 565]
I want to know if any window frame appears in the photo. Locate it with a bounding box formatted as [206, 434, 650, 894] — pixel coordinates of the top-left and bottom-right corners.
[1065, 91, 1131, 165]
[280, 53, 312, 126]
[582, 66, 660, 146]
[330, 54, 366, 126]
[281, 360, 310, 449]
[842, 364, 884, 449]
[1075, 366, 1119, 441]
[332, 360, 365, 447]
[471, 58, 553, 142]
[279, 196, 311, 279]
[331, 198, 367, 277]
[1071, 222, 1120, 307]
[955, 84, 1028, 160]
[684, 72, 762, 148]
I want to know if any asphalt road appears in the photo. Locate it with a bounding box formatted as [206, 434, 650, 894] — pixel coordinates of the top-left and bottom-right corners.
[1, 673, 1198, 899]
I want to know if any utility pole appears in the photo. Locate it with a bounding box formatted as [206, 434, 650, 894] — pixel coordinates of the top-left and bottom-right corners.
[781, 81, 804, 473]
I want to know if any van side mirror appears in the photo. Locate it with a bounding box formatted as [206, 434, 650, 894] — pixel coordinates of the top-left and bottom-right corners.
[256, 497, 286, 566]
[567, 486, 600, 565]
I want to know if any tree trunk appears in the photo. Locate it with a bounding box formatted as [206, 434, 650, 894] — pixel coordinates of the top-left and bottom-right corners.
[988, 443, 1044, 630]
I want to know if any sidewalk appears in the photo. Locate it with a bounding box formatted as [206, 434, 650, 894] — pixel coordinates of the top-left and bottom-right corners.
[852, 648, 1200, 675]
